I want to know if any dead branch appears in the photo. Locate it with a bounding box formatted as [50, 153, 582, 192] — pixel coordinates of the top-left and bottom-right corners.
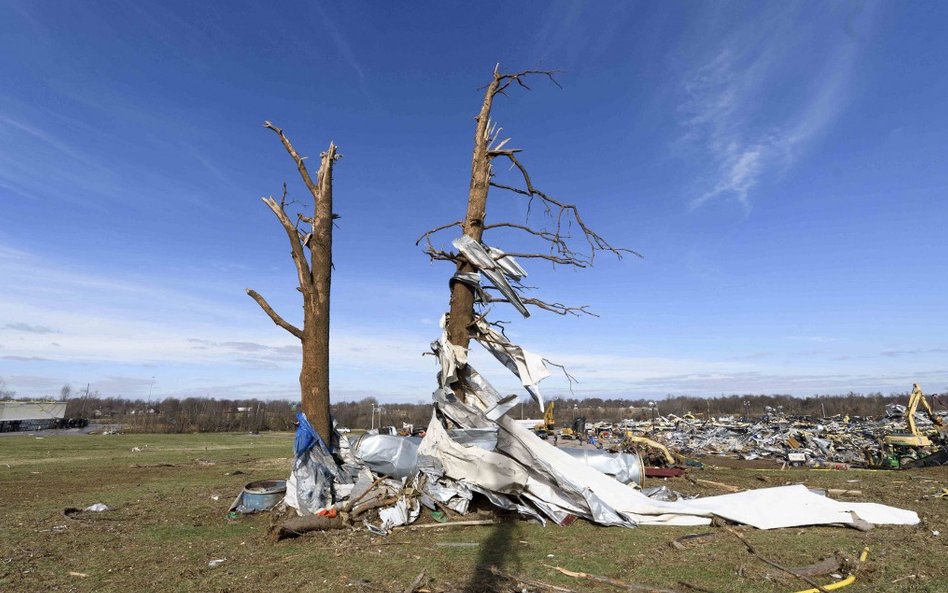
[545, 564, 681, 593]
[725, 527, 830, 593]
[483, 221, 572, 254]
[422, 247, 459, 263]
[402, 570, 427, 593]
[485, 295, 597, 317]
[397, 519, 501, 529]
[677, 582, 722, 593]
[271, 514, 347, 540]
[261, 195, 312, 288]
[351, 495, 400, 518]
[489, 566, 578, 593]
[245, 289, 304, 339]
[415, 220, 462, 246]
[342, 476, 387, 512]
[264, 121, 321, 202]
[486, 67, 563, 98]
[491, 151, 643, 264]
[543, 358, 579, 389]
[495, 251, 591, 267]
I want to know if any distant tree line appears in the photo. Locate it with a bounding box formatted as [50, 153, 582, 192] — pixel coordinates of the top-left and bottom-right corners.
[31, 387, 944, 434]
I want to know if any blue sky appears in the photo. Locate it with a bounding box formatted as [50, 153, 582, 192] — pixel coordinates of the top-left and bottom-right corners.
[1, 1, 946, 404]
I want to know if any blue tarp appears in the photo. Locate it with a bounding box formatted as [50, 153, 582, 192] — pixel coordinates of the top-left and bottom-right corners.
[294, 411, 331, 458]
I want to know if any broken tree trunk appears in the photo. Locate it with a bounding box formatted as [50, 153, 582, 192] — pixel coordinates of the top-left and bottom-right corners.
[444, 73, 501, 400]
[247, 122, 340, 443]
[421, 67, 637, 405]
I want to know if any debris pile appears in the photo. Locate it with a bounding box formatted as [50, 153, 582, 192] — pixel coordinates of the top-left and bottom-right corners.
[275, 235, 921, 537]
[608, 406, 947, 467]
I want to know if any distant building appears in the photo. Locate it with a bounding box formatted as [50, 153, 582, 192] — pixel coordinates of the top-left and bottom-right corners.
[0, 400, 68, 432]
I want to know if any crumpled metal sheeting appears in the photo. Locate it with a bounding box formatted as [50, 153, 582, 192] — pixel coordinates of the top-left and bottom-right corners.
[418, 413, 529, 494]
[431, 316, 468, 389]
[471, 318, 550, 411]
[453, 234, 529, 317]
[414, 472, 473, 514]
[353, 434, 422, 478]
[430, 316, 519, 421]
[559, 447, 644, 486]
[376, 496, 421, 530]
[432, 387, 495, 429]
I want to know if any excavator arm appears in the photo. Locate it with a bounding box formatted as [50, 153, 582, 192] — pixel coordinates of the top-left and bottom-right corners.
[906, 383, 943, 436]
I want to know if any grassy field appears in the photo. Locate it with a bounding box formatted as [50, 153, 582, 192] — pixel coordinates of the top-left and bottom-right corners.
[1, 431, 945, 593]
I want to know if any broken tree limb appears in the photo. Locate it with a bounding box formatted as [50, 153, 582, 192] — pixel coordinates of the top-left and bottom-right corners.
[351, 495, 399, 518]
[271, 514, 347, 540]
[544, 564, 681, 593]
[827, 489, 862, 497]
[342, 476, 387, 512]
[398, 519, 500, 530]
[489, 565, 579, 593]
[402, 569, 427, 593]
[724, 527, 830, 593]
[670, 532, 718, 551]
[788, 547, 870, 593]
[788, 556, 843, 578]
[689, 478, 741, 493]
[677, 582, 722, 593]
[245, 289, 304, 340]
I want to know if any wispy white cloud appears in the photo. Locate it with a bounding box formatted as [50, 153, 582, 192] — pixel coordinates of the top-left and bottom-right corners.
[311, 3, 365, 83]
[680, 6, 879, 211]
[3, 322, 60, 334]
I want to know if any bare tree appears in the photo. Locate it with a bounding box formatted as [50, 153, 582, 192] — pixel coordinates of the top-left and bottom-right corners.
[419, 66, 639, 401]
[0, 377, 14, 400]
[247, 122, 340, 442]
[59, 384, 72, 401]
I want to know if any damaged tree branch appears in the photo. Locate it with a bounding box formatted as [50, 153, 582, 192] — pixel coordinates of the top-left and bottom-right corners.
[245, 289, 304, 339]
[725, 527, 831, 593]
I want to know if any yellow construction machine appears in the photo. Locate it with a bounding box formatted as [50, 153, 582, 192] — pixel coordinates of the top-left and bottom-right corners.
[532, 401, 556, 438]
[622, 432, 678, 466]
[868, 383, 947, 468]
[883, 384, 944, 448]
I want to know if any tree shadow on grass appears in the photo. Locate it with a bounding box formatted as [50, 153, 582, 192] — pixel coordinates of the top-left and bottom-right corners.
[462, 514, 521, 593]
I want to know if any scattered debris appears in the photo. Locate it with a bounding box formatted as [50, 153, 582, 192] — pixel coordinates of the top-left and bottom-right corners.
[229, 479, 286, 514]
[546, 564, 680, 593]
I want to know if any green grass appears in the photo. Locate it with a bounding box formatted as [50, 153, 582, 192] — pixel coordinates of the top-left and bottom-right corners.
[1, 432, 945, 592]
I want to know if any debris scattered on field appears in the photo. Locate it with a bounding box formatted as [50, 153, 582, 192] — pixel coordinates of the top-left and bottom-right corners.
[207, 558, 226, 568]
[229, 479, 286, 514]
[270, 237, 926, 537]
[83, 503, 110, 512]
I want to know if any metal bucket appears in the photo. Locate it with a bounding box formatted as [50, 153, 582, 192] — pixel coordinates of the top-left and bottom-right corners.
[240, 479, 287, 511]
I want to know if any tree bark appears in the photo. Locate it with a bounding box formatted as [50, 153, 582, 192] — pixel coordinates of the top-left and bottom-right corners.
[250, 123, 338, 443]
[299, 143, 337, 443]
[445, 74, 501, 400]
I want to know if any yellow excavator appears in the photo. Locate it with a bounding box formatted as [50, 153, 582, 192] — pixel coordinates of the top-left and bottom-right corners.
[533, 401, 556, 437]
[622, 432, 679, 466]
[884, 384, 944, 447]
[869, 384, 947, 468]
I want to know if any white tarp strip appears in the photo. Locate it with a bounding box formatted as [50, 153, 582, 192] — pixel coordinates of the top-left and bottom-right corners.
[473, 319, 550, 411]
[494, 415, 920, 529]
